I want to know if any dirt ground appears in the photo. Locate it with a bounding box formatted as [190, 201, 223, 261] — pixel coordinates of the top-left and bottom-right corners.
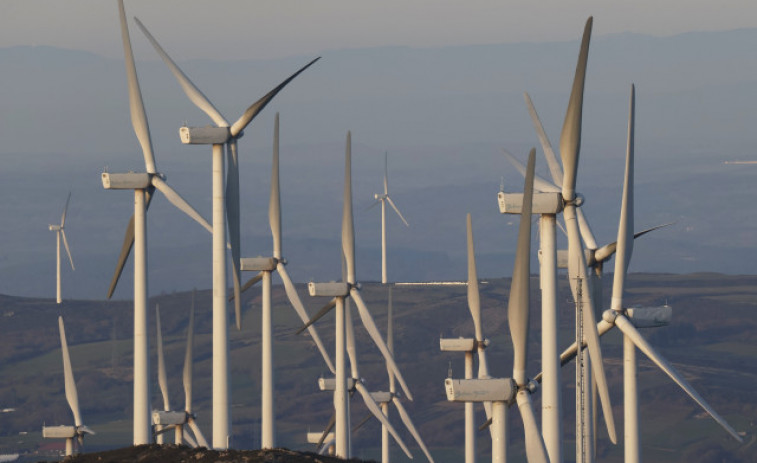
[46, 444, 374, 463]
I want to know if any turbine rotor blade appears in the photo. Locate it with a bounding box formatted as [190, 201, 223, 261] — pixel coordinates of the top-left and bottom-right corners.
[187, 417, 209, 448]
[508, 149, 536, 386]
[156, 304, 170, 411]
[344, 297, 360, 379]
[385, 196, 409, 227]
[226, 142, 242, 330]
[133, 17, 228, 127]
[61, 192, 71, 227]
[354, 382, 413, 459]
[501, 149, 559, 193]
[524, 92, 563, 187]
[234, 271, 264, 299]
[558, 16, 592, 201]
[383, 152, 389, 195]
[576, 207, 598, 251]
[466, 214, 483, 342]
[610, 84, 635, 312]
[229, 57, 321, 137]
[296, 297, 337, 335]
[342, 131, 356, 284]
[613, 314, 742, 442]
[117, 1, 156, 174]
[270, 114, 282, 259]
[393, 397, 435, 462]
[317, 412, 336, 448]
[106, 186, 154, 299]
[61, 230, 75, 271]
[351, 412, 373, 433]
[350, 289, 413, 401]
[151, 176, 213, 234]
[593, 222, 675, 264]
[58, 316, 82, 427]
[516, 391, 550, 463]
[183, 428, 198, 448]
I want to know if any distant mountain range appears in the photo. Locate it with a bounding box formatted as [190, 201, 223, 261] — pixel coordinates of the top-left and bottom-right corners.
[0, 28, 755, 299]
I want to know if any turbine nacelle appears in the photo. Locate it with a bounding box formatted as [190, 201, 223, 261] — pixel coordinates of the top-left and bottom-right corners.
[497, 191, 564, 215]
[444, 378, 516, 404]
[240, 257, 278, 272]
[101, 172, 154, 190]
[439, 337, 489, 352]
[179, 126, 231, 145]
[42, 425, 77, 439]
[603, 305, 672, 328]
[152, 410, 190, 426]
[308, 282, 351, 297]
[49, 225, 62, 232]
[318, 376, 357, 391]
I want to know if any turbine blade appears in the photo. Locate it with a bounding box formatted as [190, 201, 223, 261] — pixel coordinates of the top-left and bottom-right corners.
[226, 141, 242, 330]
[508, 149, 536, 386]
[229, 57, 320, 137]
[576, 207, 598, 251]
[466, 214, 484, 343]
[106, 186, 154, 299]
[385, 196, 409, 227]
[156, 304, 171, 411]
[393, 397, 435, 462]
[58, 316, 82, 427]
[61, 192, 71, 227]
[355, 382, 413, 459]
[151, 177, 213, 234]
[610, 84, 635, 312]
[558, 16, 592, 201]
[365, 200, 381, 212]
[183, 428, 198, 448]
[187, 417, 209, 448]
[383, 152, 389, 195]
[133, 17, 228, 127]
[516, 391, 550, 463]
[524, 92, 563, 187]
[234, 271, 264, 300]
[342, 131, 356, 284]
[61, 230, 75, 271]
[296, 297, 337, 335]
[117, 1, 156, 173]
[270, 114, 282, 259]
[344, 297, 359, 379]
[317, 412, 336, 448]
[351, 412, 373, 433]
[183, 293, 195, 413]
[350, 289, 413, 401]
[593, 222, 675, 264]
[614, 314, 742, 442]
[501, 149, 559, 193]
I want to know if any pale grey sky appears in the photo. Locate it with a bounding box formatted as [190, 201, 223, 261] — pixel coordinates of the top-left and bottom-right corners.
[2, 0, 756, 60]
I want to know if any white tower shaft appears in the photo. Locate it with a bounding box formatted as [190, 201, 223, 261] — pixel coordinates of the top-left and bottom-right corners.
[624, 336, 640, 463]
[261, 270, 275, 448]
[381, 200, 387, 284]
[56, 232, 62, 304]
[133, 189, 150, 445]
[539, 214, 562, 463]
[211, 144, 230, 449]
[334, 297, 349, 458]
[464, 352, 476, 463]
[491, 401, 508, 463]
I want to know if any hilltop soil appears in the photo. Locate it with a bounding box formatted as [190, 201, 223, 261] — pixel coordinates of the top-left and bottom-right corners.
[54, 444, 373, 463]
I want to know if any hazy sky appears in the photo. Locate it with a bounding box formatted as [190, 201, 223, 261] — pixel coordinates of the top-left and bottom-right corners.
[2, 0, 757, 60]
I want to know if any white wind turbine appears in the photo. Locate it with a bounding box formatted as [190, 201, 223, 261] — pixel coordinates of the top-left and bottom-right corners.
[152, 299, 209, 448]
[446, 150, 550, 463]
[49, 192, 75, 304]
[369, 153, 409, 284]
[305, 131, 416, 458]
[369, 287, 434, 463]
[42, 316, 95, 456]
[135, 20, 318, 448]
[236, 113, 335, 449]
[439, 213, 494, 463]
[102, 0, 214, 445]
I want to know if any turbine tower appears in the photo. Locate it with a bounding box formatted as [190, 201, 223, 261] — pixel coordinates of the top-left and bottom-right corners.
[134, 18, 318, 449]
[49, 192, 75, 304]
[369, 153, 409, 284]
[42, 317, 95, 456]
[103, 1, 213, 444]
[236, 113, 335, 448]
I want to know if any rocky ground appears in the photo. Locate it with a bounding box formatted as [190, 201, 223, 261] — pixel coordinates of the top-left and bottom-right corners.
[45, 445, 373, 463]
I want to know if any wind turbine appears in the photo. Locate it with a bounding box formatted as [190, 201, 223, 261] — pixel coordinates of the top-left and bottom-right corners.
[439, 213, 494, 463]
[369, 153, 409, 284]
[134, 20, 318, 448]
[152, 299, 209, 448]
[49, 192, 75, 304]
[371, 287, 434, 463]
[446, 150, 550, 463]
[236, 113, 335, 449]
[102, 0, 213, 445]
[42, 316, 95, 456]
[305, 131, 415, 458]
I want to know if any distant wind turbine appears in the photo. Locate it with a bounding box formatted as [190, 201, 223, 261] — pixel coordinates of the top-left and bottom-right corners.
[369, 153, 409, 284]
[49, 192, 75, 304]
